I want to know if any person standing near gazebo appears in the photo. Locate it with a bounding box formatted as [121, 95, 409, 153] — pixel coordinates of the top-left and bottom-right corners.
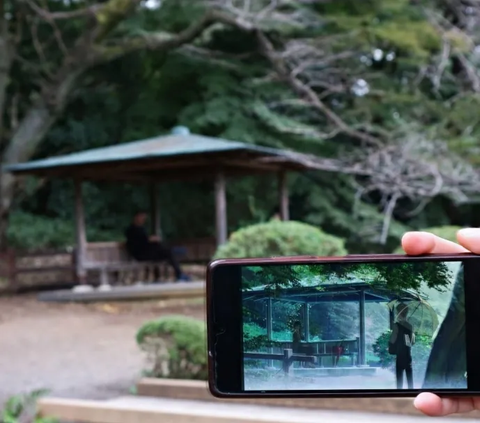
[389, 303, 415, 389]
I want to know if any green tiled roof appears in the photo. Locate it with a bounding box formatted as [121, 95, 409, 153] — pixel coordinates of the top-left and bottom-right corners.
[6, 133, 315, 174]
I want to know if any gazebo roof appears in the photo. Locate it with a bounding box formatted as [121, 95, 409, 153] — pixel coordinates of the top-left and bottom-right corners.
[243, 281, 422, 304]
[6, 131, 329, 182]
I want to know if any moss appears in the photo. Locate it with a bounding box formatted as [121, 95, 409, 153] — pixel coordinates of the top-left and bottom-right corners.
[93, 0, 136, 41]
[95, 0, 134, 25]
[444, 29, 473, 52]
[371, 22, 440, 57]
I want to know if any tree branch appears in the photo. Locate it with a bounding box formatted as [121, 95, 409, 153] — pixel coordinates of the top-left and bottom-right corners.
[25, 0, 102, 21]
[95, 9, 254, 62]
[254, 31, 382, 147]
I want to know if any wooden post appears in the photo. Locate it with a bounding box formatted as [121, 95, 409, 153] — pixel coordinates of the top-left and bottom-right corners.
[7, 249, 17, 292]
[266, 298, 273, 368]
[74, 180, 87, 284]
[215, 171, 227, 247]
[278, 171, 289, 221]
[359, 290, 366, 366]
[150, 183, 161, 237]
[283, 348, 293, 376]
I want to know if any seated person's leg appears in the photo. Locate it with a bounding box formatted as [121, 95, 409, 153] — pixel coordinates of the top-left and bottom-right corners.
[151, 242, 190, 281]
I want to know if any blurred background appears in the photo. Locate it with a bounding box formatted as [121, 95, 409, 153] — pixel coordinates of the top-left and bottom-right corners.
[1, 0, 479, 422]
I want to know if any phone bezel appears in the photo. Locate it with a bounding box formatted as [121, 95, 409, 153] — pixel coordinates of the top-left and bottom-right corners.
[206, 253, 480, 398]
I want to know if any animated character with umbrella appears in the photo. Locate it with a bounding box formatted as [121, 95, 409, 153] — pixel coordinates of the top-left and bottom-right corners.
[388, 297, 439, 389]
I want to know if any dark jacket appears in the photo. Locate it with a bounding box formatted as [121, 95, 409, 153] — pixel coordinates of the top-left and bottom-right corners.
[125, 224, 150, 260]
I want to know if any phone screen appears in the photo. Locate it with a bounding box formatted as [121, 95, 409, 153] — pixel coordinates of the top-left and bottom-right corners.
[240, 260, 468, 392]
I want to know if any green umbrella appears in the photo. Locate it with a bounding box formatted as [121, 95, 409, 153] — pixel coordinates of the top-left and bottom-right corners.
[387, 297, 439, 337]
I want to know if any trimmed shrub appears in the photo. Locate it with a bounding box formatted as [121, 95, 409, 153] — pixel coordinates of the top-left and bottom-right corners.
[214, 220, 347, 258]
[393, 226, 462, 254]
[136, 315, 207, 380]
[1, 389, 56, 423]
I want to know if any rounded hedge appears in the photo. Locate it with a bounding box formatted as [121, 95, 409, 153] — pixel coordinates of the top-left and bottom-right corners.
[136, 315, 207, 380]
[393, 225, 462, 254]
[214, 220, 347, 258]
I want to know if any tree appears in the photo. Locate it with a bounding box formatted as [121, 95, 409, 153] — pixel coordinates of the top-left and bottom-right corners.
[422, 264, 467, 389]
[208, 0, 480, 242]
[4, 0, 480, 251]
[243, 261, 453, 296]
[0, 0, 257, 247]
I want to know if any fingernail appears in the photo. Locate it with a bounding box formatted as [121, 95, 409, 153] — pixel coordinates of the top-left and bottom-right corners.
[457, 228, 480, 238]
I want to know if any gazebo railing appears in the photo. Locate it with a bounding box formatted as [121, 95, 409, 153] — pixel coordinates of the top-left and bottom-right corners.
[0, 249, 73, 293]
[250, 338, 360, 368]
[0, 250, 16, 292]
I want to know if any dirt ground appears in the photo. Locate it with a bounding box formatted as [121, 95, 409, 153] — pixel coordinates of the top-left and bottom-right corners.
[0, 294, 205, 406]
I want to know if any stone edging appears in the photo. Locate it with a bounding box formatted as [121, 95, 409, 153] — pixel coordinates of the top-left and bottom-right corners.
[136, 378, 480, 419]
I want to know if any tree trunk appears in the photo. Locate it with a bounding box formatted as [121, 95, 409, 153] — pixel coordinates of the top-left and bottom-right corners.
[422, 266, 466, 389]
[0, 19, 12, 148]
[0, 5, 251, 249]
[0, 12, 13, 249]
[0, 103, 56, 247]
[0, 63, 86, 249]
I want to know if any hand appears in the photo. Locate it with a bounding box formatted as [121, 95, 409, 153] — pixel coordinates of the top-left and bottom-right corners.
[149, 235, 161, 242]
[402, 228, 480, 416]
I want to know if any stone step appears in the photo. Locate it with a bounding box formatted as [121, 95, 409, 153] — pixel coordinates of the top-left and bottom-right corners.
[37, 281, 205, 302]
[136, 378, 480, 419]
[38, 396, 475, 423]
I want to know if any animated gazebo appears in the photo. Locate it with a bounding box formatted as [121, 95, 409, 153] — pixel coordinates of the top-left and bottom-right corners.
[244, 279, 421, 367]
[7, 127, 330, 283]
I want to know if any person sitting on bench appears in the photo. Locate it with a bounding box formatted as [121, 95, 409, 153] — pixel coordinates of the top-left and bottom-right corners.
[125, 211, 190, 282]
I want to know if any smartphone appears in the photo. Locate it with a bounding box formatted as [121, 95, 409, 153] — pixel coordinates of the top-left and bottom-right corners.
[206, 254, 480, 398]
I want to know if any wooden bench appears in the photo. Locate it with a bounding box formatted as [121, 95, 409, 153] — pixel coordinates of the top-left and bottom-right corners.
[271, 339, 359, 368]
[80, 238, 216, 285]
[244, 349, 316, 375]
[314, 352, 358, 367]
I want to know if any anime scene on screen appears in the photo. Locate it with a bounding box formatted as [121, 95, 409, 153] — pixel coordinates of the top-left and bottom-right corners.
[241, 261, 467, 391]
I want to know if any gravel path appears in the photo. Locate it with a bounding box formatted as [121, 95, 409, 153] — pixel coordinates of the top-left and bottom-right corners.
[0, 294, 204, 405]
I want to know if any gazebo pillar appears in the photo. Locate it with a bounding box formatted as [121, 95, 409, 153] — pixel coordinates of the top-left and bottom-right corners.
[303, 303, 310, 342]
[278, 171, 289, 221]
[215, 171, 227, 246]
[359, 290, 366, 366]
[74, 180, 87, 284]
[266, 298, 273, 368]
[150, 183, 162, 237]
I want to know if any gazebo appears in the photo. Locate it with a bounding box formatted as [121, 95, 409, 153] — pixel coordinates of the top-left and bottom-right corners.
[7, 127, 330, 283]
[243, 280, 421, 366]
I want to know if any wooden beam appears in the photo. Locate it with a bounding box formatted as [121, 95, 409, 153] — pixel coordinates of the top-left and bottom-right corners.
[215, 172, 227, 247]
[11, 151, 291, 182]
[278, 171, 289, 221]
[74, 180, 87, 284]
[150, 183, 161, 237]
